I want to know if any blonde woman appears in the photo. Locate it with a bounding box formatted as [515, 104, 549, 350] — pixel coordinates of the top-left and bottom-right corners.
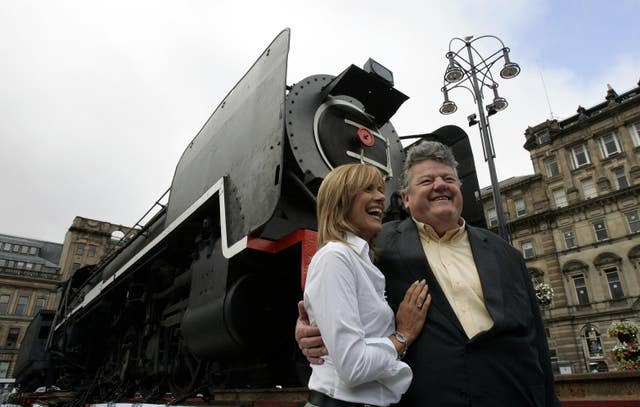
[304, 163, 430, 407]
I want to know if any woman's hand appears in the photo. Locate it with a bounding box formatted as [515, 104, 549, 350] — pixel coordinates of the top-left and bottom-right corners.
[394, 280, 430, 346]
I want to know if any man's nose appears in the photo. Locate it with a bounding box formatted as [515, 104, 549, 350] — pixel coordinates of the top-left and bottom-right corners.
[432, 177, 447, 189]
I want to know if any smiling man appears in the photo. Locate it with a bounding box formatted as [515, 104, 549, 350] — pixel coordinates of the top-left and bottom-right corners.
[296, 141, 559, 407]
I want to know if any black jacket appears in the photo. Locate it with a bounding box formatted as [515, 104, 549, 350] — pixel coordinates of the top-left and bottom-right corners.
[376, 219, 559, 407]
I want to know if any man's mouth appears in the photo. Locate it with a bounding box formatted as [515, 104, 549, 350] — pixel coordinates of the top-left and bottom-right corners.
[430, 196, 450, 202]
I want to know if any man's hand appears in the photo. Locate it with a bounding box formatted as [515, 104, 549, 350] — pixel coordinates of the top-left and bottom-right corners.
[295, 300, 327, 365]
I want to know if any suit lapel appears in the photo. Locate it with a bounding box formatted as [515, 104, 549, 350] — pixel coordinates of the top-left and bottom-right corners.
[467, 226, 505, 328]
[394, 219, 466, 337]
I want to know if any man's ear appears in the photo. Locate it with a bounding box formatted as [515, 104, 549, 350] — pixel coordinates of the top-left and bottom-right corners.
[401, 191, 410, 210]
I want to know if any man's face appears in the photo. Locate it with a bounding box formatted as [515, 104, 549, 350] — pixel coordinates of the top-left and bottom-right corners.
[401, 159, 463, 235]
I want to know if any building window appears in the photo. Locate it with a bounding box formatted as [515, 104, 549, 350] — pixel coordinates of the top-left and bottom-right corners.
[585, 326, 604, 358]
[0, 361, 9, 379]
[0, 259, 5, 267]
[2, 243, 11, 251]
[0, 295, 9, 314]
[76, 244, 85, 256]
[537, 130, 551, 145]
[14, 296, 29, 315]
[581, 177, 597, 199]
[16, 261, 24, 269]
[20, 245, 28, 254]
[570, 143, 591, 169]
[12, 245, 19, 252]
[552, 188, 568, 208]
[544, 156, 560, 177]
[626, 210, 640, 233]
[25, 262, 33, 270]
[515, 198, 527, 217]
[604, 267, 624, 299]
[592, 220, 609, 241]
[487, 208, 497, 227]
[521, 241, 535, 259]
[88, 245, 97, 257]
[612, 167, 629, 189]
[29, 246, 37, 255]
[6, 327, 20, 348]
[563, 229, 577, 249]
[34, 297, 46, 314]
[598, 131, 622, 158]
[573, 275, 590, 305]
[7, 261, 14, 269]
[628, 121, 640, 147]
[34, 264, 42, 271]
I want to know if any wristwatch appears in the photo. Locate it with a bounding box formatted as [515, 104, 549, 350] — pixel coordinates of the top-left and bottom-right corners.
[393, 331, 408, 360]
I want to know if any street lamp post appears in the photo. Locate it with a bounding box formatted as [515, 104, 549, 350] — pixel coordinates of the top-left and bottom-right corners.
[439, 35, 520, 242]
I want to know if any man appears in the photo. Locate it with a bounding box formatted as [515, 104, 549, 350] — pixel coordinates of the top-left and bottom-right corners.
[296, 141, 559, 406]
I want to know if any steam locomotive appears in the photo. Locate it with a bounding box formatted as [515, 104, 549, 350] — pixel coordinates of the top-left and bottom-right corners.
[13, 29, 484, 405]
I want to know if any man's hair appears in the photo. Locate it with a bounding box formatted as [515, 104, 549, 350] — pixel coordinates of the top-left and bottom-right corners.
[401, 141, 459, 191]
[316, 163, 384, 248]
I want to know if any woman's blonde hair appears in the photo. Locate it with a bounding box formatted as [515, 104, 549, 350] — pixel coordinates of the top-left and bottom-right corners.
[316, 164, 385, 248]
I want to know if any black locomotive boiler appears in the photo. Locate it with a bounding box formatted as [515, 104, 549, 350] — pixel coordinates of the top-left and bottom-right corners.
[14, 28, 484, 404]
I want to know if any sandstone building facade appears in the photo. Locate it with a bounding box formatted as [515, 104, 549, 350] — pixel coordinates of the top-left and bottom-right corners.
[0, 234, 62, 388]
[481, 83, 640, 373]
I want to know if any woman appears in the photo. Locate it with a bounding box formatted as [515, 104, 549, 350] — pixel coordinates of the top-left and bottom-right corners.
[304, 163, 430, 407]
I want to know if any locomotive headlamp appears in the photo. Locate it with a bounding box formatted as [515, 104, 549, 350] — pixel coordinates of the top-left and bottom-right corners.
[363, 58, 394, 87]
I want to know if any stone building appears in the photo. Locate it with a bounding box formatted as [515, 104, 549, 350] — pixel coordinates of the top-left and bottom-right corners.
[481, 82, 640, 374]
[58, 216, 132, 282]
[0, 234, 62, 387]
[0, 217, 132, 392]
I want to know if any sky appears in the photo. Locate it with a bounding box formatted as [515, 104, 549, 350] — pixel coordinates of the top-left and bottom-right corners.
[1, 0, 639, 243]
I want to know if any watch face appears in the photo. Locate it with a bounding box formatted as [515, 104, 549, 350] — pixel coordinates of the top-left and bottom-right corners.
[394, 331, 407, 343]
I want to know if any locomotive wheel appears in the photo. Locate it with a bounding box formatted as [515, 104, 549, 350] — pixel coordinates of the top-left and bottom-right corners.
[168, 336, 203, 396]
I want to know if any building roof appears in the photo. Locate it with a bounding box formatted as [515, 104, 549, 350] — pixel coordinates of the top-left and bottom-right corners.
[523, 81, 640, 150]
[0, 233, 63, 267]
[479, 174, 539, 197]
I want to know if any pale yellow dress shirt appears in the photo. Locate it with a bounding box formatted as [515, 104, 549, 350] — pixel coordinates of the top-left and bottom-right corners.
[415, 218, 494, 339]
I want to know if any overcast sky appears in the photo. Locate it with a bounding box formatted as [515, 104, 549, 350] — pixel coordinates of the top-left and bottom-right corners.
[1, 0, 639, 243]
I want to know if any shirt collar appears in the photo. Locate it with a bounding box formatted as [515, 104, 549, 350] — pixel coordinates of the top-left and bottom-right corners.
[413, 217, 466, 242]
[345, 232, 370, 258]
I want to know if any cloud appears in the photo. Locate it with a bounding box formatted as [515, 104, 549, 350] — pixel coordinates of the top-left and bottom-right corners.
[0, 0, 637, 242]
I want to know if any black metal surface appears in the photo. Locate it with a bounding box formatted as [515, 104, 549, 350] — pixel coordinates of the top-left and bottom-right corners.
[285, 73, 405, 201]
[321, 64, 408, 126]
[166, 29, 290, 243]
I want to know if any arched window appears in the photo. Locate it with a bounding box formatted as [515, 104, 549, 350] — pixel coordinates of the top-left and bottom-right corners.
[580, 324, 608, 372]
[111, 230, 125, 243]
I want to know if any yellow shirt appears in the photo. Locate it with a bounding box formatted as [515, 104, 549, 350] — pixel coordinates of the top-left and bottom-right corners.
[415, 218, 494, 339]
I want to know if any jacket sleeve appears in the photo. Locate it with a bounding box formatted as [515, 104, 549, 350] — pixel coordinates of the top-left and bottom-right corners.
[519, 255, 561, 406]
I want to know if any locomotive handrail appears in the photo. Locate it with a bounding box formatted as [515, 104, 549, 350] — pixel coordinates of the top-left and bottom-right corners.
[95, 187, 171, 270]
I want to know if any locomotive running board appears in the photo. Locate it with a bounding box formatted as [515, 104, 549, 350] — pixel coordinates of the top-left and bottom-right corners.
[54, 176, 247, 331]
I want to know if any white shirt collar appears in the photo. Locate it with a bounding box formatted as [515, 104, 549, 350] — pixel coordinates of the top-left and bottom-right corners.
[345, 232, 370, 258]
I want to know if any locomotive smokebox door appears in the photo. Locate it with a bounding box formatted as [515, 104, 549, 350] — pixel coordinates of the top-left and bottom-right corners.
[286, 62, 408, 199]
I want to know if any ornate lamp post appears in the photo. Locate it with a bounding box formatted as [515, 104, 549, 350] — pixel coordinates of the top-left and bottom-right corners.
[439, 35, 520, 242]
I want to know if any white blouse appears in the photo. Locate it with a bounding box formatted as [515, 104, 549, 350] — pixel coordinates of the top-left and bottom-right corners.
[304, 233, 412, 406]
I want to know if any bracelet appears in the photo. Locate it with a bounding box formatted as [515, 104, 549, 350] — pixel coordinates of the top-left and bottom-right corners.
[393, 331, 408, 360]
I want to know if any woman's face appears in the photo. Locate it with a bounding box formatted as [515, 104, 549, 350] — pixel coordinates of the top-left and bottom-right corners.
[347, 184, 385, 242]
